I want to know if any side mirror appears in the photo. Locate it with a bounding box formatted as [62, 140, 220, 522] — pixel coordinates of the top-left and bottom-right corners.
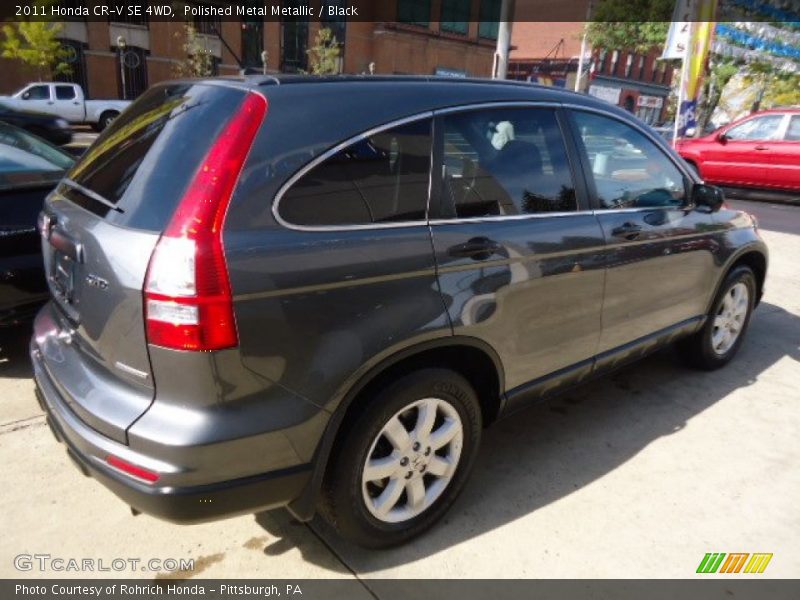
[692, 183, 725, 212]
[21, 91, 31, 100]
[716, 132, 728, 144]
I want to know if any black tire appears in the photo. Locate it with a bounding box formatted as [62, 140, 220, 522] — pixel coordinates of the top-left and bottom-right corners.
[320, 368, 482, 548]
[679, 265, 756, 370]
[98, 111, 119, 131]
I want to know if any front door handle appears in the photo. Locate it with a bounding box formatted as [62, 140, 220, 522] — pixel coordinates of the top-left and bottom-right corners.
[612, 222, 643, 241]
[448, 237, 502, 261]
[754, 145, 769, 150]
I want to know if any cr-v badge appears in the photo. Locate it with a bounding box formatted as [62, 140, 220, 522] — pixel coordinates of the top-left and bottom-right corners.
[85, 274, 109, 290]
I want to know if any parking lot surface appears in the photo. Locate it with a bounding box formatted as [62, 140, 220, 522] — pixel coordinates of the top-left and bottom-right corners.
[1, 199, 798, 583]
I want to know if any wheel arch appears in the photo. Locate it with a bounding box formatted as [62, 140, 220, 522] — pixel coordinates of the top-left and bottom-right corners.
[708, 245, 768, 313]
[287, 336, 505, 521]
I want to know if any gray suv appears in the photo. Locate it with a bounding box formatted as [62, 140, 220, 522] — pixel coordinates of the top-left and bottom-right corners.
[32, 76, 767, 548]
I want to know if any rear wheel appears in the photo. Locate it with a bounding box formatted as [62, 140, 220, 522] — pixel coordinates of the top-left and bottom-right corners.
[97, 111, 119, 131]
[320, 369, 482, 548]
[679, 265, 756, 370]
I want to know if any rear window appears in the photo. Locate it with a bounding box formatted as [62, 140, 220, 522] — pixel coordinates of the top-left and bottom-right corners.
[59, 83, 247, 231]
[0, 122, 74, 190]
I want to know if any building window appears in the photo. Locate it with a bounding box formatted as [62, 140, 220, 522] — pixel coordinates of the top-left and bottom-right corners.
[110, 0, 148, 26]
[479, 0, 501, 40]
[241, 0, 264, 69]
[598, 50, 608, 74]
[638, 55, 646, 80]
[610, 50, 619, 76]
[397, 0, 431, 26]
[440, 0, 470, 35]
[117, 45, 148, 100]
[281, 0, 308, 73]
[55, 39, 88, 93]
[625, 54, 634, 78]
[187, 2, 220, 35]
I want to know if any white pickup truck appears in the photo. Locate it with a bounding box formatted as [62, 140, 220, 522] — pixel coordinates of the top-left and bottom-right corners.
[0, 82, 131, 131]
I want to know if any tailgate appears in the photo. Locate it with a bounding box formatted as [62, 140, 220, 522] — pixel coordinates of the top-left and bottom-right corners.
[37, 82, 248, 443]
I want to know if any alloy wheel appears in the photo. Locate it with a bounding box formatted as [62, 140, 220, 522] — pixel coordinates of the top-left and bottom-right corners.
[711, 282, 749, 355]
[361, 397, 464, 523]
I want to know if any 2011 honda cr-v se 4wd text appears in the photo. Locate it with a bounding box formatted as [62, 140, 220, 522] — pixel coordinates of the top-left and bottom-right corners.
[32, 76, 767, 548]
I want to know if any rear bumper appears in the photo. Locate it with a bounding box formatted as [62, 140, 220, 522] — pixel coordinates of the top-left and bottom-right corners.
[31, 338, 312, 523]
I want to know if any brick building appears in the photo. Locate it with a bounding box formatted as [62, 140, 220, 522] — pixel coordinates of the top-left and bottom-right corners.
[509, 21, 675, 125]
[0, 0, 504, 99]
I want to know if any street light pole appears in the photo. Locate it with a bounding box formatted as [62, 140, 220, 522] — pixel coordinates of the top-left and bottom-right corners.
[492, 0, 515, 79]
[117, 36, 127, 101]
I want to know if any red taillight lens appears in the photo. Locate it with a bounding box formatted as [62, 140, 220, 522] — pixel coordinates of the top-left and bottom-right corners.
[106, 455, 160, 483]
[144, 92, 267, 351]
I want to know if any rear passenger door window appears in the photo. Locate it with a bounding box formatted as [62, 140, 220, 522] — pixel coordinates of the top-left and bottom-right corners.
[784, 116, 800, 141]
[571, 110, 687, 209]
[278, 119, 432, 227]
[437, 107, 577, 218]
[55, 85, 76, 100]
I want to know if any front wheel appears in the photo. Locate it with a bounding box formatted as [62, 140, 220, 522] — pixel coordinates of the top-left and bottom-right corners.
[320, 369, 482, 548]
[679, 265, 756, 370]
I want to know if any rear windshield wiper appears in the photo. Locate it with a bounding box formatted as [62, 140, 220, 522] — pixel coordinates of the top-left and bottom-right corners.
[61, 178, 124, 213]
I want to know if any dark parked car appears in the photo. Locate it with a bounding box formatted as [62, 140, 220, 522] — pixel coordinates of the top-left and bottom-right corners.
[0, 100, 73, 146]
[0, 122, 74, 326]
[32, 77, 767, 548]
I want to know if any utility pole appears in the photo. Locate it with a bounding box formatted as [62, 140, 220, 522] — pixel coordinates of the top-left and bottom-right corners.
[492, 0, 515, 79]
[574, 1, 594, 92]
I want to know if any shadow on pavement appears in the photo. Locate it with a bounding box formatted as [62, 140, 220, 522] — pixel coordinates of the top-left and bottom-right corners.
[254, 301, 800, 571]
[0, 325, 33, 379]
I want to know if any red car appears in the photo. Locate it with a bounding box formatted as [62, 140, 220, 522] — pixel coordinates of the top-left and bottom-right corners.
[675, 108, 800, 193]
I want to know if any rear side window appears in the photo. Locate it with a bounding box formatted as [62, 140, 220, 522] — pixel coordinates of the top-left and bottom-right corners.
[438, 107, 577, 218]
[785, 116, 800, 141]
[60, 83, 246, 231]
[55, 85, 76, 100]
[278, 119, 432, 227]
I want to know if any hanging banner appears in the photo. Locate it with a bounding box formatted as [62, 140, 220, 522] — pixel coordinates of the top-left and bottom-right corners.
[662, 0, 693, 60]
[677, 0, 719, 137]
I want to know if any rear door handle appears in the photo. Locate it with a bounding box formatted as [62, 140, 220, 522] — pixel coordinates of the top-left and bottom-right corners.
[754, 145, 769, 150]
[611, 222, 643, 241]
[448, 237, 502, 261]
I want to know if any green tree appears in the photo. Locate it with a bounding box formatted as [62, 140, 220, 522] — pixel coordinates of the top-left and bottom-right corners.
[173, 24, 216, 78]
[585, 0, 672, 53]
[696, 58, 739, 132]
[743, 61, 800, 111]
[306, 27, 341, 75]
[1, 2, 71, 81]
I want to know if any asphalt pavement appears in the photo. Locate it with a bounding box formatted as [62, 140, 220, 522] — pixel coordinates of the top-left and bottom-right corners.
[1, 199, 798, 584]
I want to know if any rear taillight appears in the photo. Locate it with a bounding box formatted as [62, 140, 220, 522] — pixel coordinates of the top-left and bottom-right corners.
[144, 93, 267, 351]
